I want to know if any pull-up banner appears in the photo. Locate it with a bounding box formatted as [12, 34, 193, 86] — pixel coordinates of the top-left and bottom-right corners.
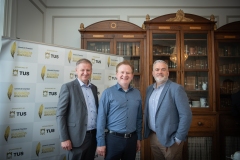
[0, 37, 123, 160]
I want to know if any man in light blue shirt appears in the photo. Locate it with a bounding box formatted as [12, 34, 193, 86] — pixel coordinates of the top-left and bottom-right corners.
[96, 61, 142, 160]
[144, 60, 192, 160]
[56, 59, 98, 160]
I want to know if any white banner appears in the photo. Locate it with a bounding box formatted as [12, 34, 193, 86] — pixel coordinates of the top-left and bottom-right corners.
[0, 37, 123, 160]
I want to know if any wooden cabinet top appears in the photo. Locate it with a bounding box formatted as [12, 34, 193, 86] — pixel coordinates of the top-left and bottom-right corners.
[79, 20, 145, 33]
[144, 10, 216, 30]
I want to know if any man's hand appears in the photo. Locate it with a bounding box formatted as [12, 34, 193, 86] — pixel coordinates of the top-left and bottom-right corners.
[136, 140, 141, 152]
[97, 146, 106, 157]
[61, 140, 72, 150]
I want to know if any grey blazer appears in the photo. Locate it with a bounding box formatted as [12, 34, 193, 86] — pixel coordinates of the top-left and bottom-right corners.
[56, 79, 99, 147]
[143, 80, 192, 147]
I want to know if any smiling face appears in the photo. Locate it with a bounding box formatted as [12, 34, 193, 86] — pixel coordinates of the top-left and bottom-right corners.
[76, 62, 92, 84]
[116, 64, 133, 89]
[152, 61, 169, 86]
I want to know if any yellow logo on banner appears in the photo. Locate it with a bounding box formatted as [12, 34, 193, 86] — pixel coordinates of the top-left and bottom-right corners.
[41, 66, 46, 80]
[4, 126, 10, 142]
[39, 104, 44, 119]
[40, 129, 45, 135]
[45, 52, 50, 59]
[9, 111, 15, 118]
[68, 50, 72, 63]
[6, 152, 12, 159]
[43, 90, 48, 97]
[36, 142, 41, 156]
[10, 42, 17, 58]
[107, 57, 110, 67]
[7, 84, 13, 100]
[13, 69, 18, 76]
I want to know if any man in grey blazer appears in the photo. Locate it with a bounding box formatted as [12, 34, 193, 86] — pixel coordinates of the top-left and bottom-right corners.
[56, 58, 99, 160]
[143, 60, 192, 160]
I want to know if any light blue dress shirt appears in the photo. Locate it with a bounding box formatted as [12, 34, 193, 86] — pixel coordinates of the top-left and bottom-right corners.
[96, 83, 142, 146]
[78, 79, 97, 131]
[148, 83, 165, 132]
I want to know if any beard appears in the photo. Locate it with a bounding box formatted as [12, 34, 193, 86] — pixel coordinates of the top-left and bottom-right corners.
[154, 75, 168, 84]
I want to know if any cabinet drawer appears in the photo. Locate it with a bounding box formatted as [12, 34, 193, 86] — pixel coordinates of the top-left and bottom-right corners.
[189, 116, 216, 132]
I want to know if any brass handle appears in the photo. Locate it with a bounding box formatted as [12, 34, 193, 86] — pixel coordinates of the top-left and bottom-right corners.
[198, 122, 203, 126]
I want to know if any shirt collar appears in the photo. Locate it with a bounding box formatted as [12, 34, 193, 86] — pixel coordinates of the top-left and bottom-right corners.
[116, 83, 133, 92]
[153, 81, 166, 89]
[77, 78, 91, 87]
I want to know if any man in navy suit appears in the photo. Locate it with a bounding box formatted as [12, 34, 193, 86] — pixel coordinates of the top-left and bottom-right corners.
[56, 58, 99, 160]
[143, 60, 192, 160]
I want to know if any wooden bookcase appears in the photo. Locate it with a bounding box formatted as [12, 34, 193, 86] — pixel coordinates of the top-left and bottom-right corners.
[79, 20, 146, 159]
[144, 10, 217, 160]
[214, 21, 240, 160]
[79, 13, 240, 160]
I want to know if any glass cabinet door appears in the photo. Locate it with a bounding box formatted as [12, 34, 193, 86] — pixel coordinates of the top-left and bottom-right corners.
[152, 33, 177, 83]
[87, 41, 111, 53]
[217, 41, 240, 109]
[116, 41, 142, 90]
[183, 33, 209, 108]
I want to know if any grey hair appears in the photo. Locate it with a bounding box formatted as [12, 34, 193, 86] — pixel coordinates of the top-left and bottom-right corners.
[76, 58, 92, 68]
[153, 60, 168, 70]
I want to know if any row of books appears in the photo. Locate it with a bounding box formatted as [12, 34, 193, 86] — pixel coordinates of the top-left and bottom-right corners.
[220, 98, 232, 108]
[88, 44, 110, 53]
[188, 137, 212, 160]
[219, 46, 240, 56]
[125, 59, 140, 73]
[220, 80, 240, 94]
[163, 60, 177, 68]
[184, 76, 208, 90]
[219, 63, 240, 74]
[117, 42, 140, 56]
[130, 77, 140, 89]
[185, 59, 208, 69]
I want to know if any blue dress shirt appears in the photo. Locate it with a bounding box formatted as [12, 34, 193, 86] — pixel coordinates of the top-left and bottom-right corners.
[97, 83, 142, 146]
[78, 79, 97, 131]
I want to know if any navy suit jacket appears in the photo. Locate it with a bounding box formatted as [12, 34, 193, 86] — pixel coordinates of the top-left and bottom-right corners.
[143, 80, 192, 147]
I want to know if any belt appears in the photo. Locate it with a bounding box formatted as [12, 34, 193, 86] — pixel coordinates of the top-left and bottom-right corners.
[86, 129, 96, 134]
[108, 130, 136, 138]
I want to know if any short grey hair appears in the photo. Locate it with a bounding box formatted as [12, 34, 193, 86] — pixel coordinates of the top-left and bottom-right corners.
[153, 60, 168, 70]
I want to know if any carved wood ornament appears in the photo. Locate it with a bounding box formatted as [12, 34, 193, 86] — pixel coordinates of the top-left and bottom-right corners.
[166, 10, 194, 22]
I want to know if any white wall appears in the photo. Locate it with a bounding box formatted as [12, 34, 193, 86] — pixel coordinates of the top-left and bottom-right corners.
[3, 0, 240, 49]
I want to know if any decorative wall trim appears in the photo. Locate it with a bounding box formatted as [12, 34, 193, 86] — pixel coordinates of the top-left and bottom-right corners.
[51, 15, 120, 44]
[39, 0, 240, 9]
[226, 15, 240, 23]
[29, 0, 45, 42]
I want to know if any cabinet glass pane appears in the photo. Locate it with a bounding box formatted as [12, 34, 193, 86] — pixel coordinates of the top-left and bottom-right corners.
[152, 33, 177, 69]
[188, 137, 212, 160]
[87, 42, 110, 53]
[116, 42, 140, 56]
[218, 42, 240, 109]
[184, 33, 209, 108]
[225, 136, 240, 159]
[152, 33, 177, 83]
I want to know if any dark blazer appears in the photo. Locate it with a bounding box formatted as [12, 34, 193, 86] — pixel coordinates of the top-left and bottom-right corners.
[56, 79, 99, 147]
[143, 80, 192, 147]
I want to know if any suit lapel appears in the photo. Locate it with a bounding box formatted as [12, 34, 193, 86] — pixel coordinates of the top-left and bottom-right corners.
[156, 80, 171, 112]
[73, 79, 87, 107]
